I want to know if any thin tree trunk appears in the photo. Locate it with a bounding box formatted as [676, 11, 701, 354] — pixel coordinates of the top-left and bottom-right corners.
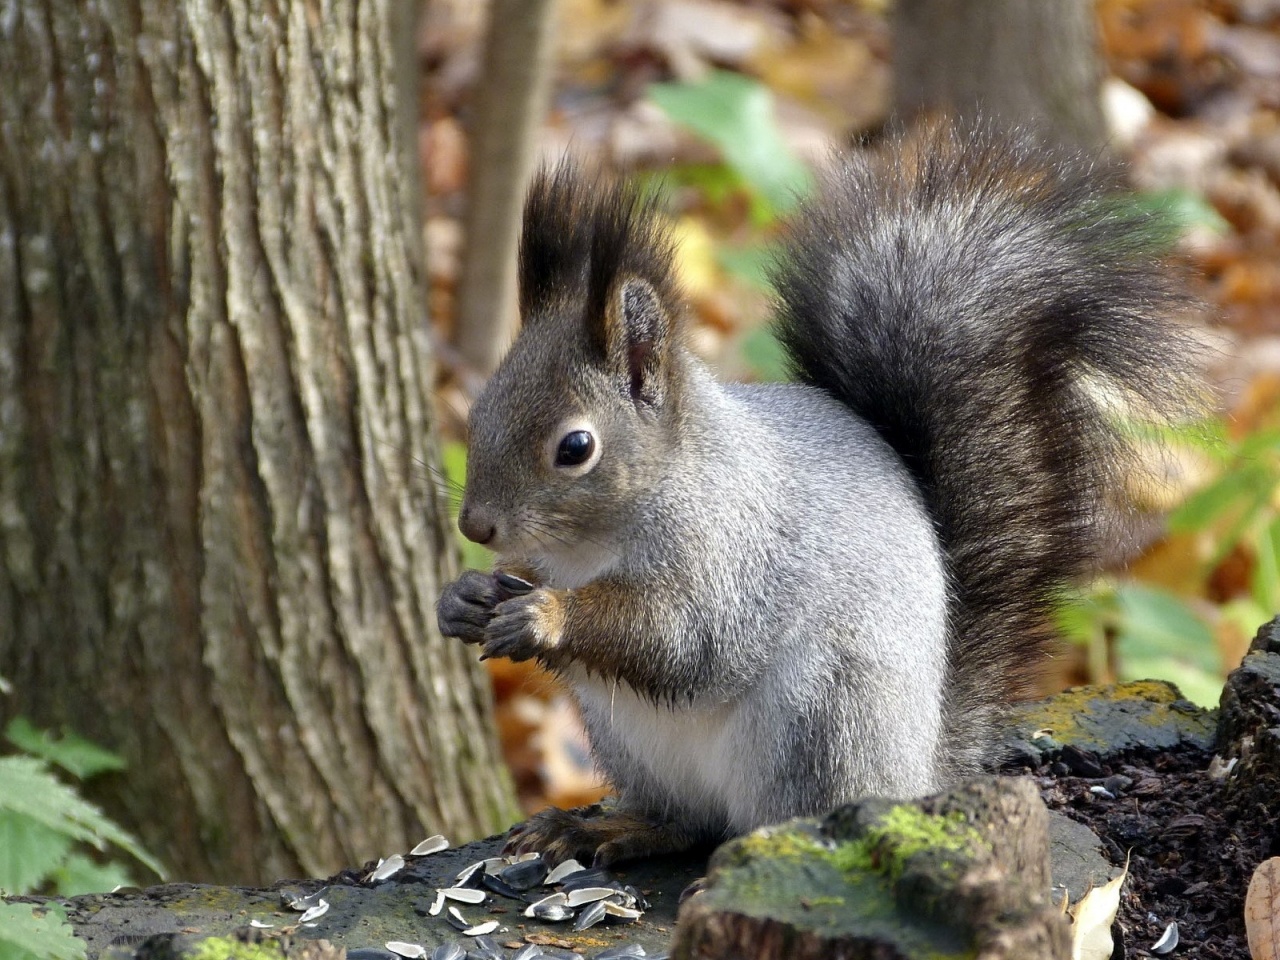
[452, 0, 559, 378]
[0, 0, 518, 884]
[893, 0, 1108, 155]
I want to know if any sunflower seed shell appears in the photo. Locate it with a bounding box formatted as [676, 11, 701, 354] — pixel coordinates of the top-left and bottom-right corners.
[593, 946, 647, 959]
[386, 943, 427, 959]
[1152, 922, 1178, 955]
[297, 899, 330, 923]
[410, 834, 450, 857]
[544, 859, 587, 885]
[565, 887, 619, 907]
[441, 886, 487, 904]
[499, 857, 550, 890]
[602, 900, 642, 920]
[369, 854, 406, 883]
[573, 900, 607, 931]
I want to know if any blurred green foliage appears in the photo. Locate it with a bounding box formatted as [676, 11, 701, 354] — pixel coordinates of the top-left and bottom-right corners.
[443, 439, 494, 571]
[1129, 186, 1231, 237]
[1061, 418, 1280, 706]
[647, 71, 807, 382]
[0, 901, 85, 960]
[648, 70, 812, 220]
[0, 710, 164, 960]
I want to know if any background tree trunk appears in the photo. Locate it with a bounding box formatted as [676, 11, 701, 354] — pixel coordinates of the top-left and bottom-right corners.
[893, 0, 1109, 155]
[0, 0, 518, 885]
[452, 0, 559, 378]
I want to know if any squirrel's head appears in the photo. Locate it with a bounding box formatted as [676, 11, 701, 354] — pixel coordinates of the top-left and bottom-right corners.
[458, 162, 688, 579]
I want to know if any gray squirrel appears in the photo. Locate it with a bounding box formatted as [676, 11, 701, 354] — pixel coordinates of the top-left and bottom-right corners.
[436, 124, 1201, 867]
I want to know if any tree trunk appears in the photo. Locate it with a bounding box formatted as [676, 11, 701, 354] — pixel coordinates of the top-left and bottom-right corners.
[893, 0, 1108, 155]
[0, 0, 518, 885]
[452, 0, 559, 378]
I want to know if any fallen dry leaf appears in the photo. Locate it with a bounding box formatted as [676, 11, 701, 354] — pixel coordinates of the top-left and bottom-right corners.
[1069, 858, 1129, 960]
[1247, 857, 1280, 960]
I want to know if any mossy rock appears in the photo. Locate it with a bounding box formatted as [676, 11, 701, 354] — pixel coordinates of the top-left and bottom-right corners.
[1003, 679, 1216, 765]
[674, 777, 1070, 960]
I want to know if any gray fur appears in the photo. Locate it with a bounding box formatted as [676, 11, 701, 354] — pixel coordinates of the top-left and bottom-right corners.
[437, 127, 1200, 859]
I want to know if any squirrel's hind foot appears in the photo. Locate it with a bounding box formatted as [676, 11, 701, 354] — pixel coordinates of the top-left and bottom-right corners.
[504, 802, 705, 867]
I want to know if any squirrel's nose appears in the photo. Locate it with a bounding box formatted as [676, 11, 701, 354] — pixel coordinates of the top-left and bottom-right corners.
[458, 502, 496, 545]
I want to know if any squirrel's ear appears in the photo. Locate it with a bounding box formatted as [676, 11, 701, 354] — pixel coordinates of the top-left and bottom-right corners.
[603, 278, 674, 407]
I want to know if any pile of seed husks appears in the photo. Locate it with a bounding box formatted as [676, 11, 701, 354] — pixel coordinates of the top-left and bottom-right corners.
[1009, 743, 1274, 960]
[322, 840, 658, 960]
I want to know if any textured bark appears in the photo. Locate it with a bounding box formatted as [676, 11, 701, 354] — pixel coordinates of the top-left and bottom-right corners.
[452, 0, 558, 377]
[0, 0, 517, 884]
[893, 0, 1108, 155]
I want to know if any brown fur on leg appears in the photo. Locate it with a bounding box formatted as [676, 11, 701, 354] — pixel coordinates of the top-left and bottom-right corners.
[504, 803, 708, 867]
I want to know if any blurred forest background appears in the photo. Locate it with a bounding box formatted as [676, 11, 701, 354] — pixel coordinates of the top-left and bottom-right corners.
[0, 0, 1277, 915]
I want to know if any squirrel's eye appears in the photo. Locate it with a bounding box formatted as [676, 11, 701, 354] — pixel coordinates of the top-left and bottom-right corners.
[555, 430, 595, 467]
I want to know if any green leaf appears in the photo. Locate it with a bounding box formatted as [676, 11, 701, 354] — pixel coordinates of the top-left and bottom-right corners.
[0, 811, 73, 894]
[0, 758, 163, 882]
[1168, 460, 1272, 533]
[1113, 585, 1217, 669]
[1149, 417, 1229, 457]
[441, 440, 468, 500]
[648, 71, 811, 214]
[0, 901, 86, 960]
[1221, 597, 1274, 653]
[1130, 187, 1230, 239]
[1054, 584, 1119, 682]
[717, 242, 778, 292]
[1054, 584, 1115, 645]
[1251, 513, 1280, 614]
[48, 852, 133, 898]
[1235, 426, 1280, 459]
[441, 441, 492, 571]
[1110, 585, 1223, 706]
[739, 327, 791, 383]
[646, 163, 744, 209]
[4, 719, 126, 780]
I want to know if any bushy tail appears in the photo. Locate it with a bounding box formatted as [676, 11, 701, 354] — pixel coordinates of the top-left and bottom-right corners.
[771, 124, 1204, 780]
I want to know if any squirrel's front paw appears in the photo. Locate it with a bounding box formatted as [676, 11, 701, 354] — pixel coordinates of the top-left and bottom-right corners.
[482, 590, 566, 663]
[437, 570, 504, 644]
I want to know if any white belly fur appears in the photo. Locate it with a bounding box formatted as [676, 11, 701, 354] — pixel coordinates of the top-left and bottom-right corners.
[571, 673, 750, 828]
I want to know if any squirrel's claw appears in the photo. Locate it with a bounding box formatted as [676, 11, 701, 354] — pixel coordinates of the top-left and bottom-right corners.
[481, 590, 565, 663]
[504, 804, 706, 867]
[436, 569, 502, 643]
[437, 569, 538, 644]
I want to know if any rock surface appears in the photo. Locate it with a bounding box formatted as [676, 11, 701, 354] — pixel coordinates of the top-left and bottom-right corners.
[43, 841, 704, 959]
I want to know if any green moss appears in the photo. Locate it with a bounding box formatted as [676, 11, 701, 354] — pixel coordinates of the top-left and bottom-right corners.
[167, 888, 257, 914]
[1009, 680, 1217, 756]
[726, 827, 831, 863]
[827, 838, 874, 874]
[186, 936, 285, 960]
[861, 807, 983, 881]
[723, 806, 982, 884]
[704, 811, 983, 959]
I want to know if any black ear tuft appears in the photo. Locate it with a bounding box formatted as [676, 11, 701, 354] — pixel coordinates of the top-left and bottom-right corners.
[517, 160, 685, 405]
[519, 163, 597, 318]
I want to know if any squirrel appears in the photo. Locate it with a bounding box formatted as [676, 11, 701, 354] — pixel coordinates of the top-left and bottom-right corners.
[437, 124, 1203, 867]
